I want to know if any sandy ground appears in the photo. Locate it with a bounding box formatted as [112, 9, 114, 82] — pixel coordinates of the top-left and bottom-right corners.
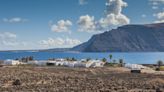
[0, 66, 164, 92]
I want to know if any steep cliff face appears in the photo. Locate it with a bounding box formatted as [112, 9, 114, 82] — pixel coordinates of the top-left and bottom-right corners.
[72, 23, 164, 52]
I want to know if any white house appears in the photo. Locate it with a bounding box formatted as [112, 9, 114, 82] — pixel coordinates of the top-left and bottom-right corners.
[37, 60, 48, 66]
[55, 61, 64, 66]
[27, 60, 38, 65]
[4, 59, 20, 65]
[91, 61, 105, 67]
[66, 61, 78, 67]
[80, 61, 94, 68]
[124, 63, 145, 70]
[74, 61, 84, 67]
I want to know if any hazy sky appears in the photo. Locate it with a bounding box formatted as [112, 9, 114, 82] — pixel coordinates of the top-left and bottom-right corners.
[0, 0, 164, 50]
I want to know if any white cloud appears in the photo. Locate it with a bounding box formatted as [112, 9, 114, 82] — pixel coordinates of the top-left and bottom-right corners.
[3, 17, 28, 23]
[150, 0, 164, 23]
[101, 0, 130, 26]
[77, 0, 130, 33]
[156, 12, 164, 19]
[152, 6, 159, 9]
[149, 0, 164, 6]
[0, 32, 28, 48]
[105, 0, 128, 15]
[98, 13, 130, 29]
[0, 32, 18, 46]
[150, 0, 164, 3]
[150, 0, 164, 10]
[50, 20, 72, 33]
[77, 15, 96, 32]
[39, 37, 81, 48]
[154, 20, 164, 23]
[152, 1, 159, 5]
[79, 0, 87, 5]
[141, 14, 147, 18]
[154, 12, 164, 23]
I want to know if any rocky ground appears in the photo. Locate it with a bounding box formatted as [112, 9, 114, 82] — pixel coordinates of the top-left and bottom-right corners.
[0, 66, 164, 92]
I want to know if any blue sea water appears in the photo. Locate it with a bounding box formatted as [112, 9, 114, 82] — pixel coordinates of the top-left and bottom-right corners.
[0, 51, 164, 64]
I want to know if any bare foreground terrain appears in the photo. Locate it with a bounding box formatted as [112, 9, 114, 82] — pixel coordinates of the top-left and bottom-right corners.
[0, 66, 164, 92]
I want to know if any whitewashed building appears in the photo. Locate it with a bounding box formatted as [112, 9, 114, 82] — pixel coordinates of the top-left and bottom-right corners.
[55, 61, 64, 66]
[4, 59, 20, 65]
[66, 61, 78, 67]
[91, 61, 105, 67]
[47, 61, 56, 64]
[79, 61, 94, 68]
[124, 63, 146, 70]
[27, 60, 38, 65]
[37, 61, 48, 66]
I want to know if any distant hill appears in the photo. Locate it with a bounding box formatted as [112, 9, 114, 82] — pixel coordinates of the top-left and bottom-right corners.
[72, 23, 164, 52]
[39, 48, 70, 52]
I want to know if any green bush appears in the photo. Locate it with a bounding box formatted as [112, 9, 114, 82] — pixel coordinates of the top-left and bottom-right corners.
[159, 66, 164, 71]
[156, 66, 164, 71]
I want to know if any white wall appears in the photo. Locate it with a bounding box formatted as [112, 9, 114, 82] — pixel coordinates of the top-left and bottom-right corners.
[4, 60, 20, 65]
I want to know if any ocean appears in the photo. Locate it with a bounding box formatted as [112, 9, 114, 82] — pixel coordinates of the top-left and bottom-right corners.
[0, 51, 164, 64]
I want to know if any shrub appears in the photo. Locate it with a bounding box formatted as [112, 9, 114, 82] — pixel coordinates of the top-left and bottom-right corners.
[12, 79, 21, 86]
[159, 66, 164, 71]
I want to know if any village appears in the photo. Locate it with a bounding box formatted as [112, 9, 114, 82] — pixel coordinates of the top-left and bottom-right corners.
[2, 58, 105, 68]
[1, 56, 164, 74]
[0, 56, 147, 69]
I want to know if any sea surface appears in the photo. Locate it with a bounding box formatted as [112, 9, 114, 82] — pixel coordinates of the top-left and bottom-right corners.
[0, 51, 164, 64]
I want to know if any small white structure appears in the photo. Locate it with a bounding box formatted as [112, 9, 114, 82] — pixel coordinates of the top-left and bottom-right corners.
[4, 59, 20, 65]
[66, 61, 78, 67]
[91, 60, 105, 67]
[37, 60, 48, 66]
[55, 61, 64, 66]
[27, 60, 38, 65]
[124, 63, 145, 70]
[47, 61, 56, 64]
[28, 60, 48, 66]
[79, 61, 93, 68]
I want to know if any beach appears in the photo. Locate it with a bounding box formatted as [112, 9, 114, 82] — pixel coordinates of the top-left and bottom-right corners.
[0, 66, 163, 92]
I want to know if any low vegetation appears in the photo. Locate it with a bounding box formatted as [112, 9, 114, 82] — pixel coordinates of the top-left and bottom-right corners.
[159, 66, 164, 71]
[0, 67, 163, 92]
[156, 60, 164, 71]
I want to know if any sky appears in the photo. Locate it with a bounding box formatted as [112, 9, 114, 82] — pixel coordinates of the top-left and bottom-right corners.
[0, 0, 164, 50]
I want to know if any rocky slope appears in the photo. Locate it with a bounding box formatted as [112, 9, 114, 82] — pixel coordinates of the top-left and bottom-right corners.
[72, 23, 164, 52]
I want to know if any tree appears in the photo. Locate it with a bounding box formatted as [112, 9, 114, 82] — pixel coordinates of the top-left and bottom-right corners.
[119, 59, 124, 67]
[157, 60, 163, 68]
[66, 57, 70, 61]
[21, 57, 26, 62]
[71, 57, 76, 61]
[86, 58, 91, 62]
[109, 54, 113, 62]
[102, 58, 107, 63]
[29, 56, 34, 61]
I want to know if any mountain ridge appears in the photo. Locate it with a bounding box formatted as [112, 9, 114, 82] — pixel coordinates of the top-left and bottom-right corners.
[71, 22, 164, 52]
